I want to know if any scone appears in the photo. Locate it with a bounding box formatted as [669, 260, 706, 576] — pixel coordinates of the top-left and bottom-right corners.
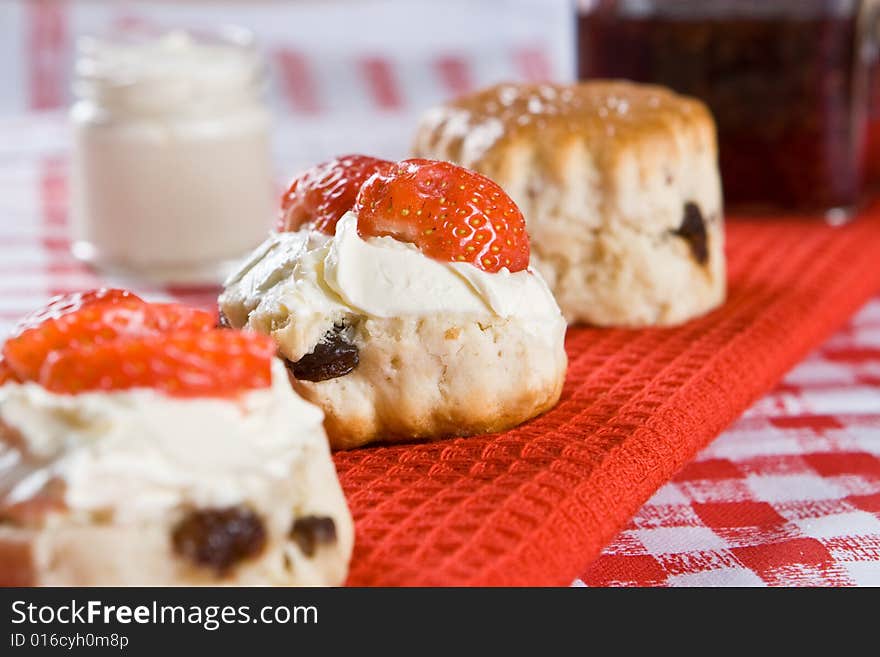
[220, 156, 567, 449]
[412, 81, 726, 326]
[0, 289, 353, 586]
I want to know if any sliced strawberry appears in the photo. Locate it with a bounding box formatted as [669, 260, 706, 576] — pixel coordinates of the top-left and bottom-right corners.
[355, 159, 530, 273]
[2, 293, 214, 383]
[148, 303, 215, 333]
[2, 290, 267, 398]
[278, 154, 393, 234]
[9, 288, 139, 337]
[5, 298, 150, 382]
[0, 357, 19, 385]
[41, 330, 276, 397]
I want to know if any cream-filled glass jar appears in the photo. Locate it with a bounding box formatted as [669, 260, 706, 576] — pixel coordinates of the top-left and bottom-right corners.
[70, 30, 274, 283]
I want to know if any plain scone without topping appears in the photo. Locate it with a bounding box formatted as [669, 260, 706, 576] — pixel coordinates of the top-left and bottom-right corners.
[412, 80, 726, 327]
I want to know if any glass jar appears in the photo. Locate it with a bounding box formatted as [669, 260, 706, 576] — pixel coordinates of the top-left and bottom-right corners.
[577, 0, 879, 217]
[70, 29, 274, 283]
[864, 6, 880, 186]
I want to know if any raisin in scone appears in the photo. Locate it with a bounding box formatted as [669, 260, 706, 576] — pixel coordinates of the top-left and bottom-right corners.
[220, 157, 567, 449]
[412, 81, 726, 326]
[0, 290, 352, 586]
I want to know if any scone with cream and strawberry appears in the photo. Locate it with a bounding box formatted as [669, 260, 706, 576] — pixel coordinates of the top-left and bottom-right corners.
[220, 156, 567, 449]
[0, 289, 353, 586]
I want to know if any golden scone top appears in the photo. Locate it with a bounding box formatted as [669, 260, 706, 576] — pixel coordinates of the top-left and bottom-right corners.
[413, 80, 715, 168]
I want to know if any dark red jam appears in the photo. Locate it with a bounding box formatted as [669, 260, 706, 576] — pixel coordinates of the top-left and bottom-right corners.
[578, 1, 877, 215]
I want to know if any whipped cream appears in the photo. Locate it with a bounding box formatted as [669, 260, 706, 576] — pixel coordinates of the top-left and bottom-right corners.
[0, 360, 325, 521]
[325, 211, 559, 319]
[220, 212, 563, 358]
[70, 30, 274, 284]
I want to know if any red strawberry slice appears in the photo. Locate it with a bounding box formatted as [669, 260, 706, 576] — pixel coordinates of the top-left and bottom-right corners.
[4, 297, 151, 382]
[9, 288, 139, 337]
[0, 357, 19, 385]
[355, 159, 530, 273]
[2, 292, 214, 383]
[278, 154, 393, 234]
[41, 330, 276, 397]
[148, 303, 216, 333]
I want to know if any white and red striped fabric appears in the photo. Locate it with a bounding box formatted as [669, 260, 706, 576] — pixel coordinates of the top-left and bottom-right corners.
[1, 0, 879, 587]
[578, 303, 880, 586]
[0, 0, 572, 171]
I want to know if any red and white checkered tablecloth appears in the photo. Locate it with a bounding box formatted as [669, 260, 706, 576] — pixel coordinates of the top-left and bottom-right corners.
[578, 301, 880, 586]
[1, 0, 879, 587]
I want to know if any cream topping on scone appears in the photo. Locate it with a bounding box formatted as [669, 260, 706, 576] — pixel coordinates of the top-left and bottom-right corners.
[220, 211, 563, 359]
[325, 212, 557, 320]
[0, 360, 324, 521]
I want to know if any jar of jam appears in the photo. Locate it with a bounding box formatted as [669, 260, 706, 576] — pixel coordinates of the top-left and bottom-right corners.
[577, 0, 880, 216]
[864, 7, 880, 186]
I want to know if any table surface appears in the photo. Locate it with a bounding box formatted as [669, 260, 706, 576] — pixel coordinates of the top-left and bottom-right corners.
[2, 113, 878, 587]
[1, 0, 879, 584]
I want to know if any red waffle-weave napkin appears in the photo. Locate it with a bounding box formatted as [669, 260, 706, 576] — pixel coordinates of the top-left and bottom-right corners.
[336, 209, 880, 586]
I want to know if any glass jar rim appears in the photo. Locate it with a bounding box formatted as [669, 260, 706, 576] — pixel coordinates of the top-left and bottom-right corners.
[73, 26, 265, 115]
[581, 0, 864, 19]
